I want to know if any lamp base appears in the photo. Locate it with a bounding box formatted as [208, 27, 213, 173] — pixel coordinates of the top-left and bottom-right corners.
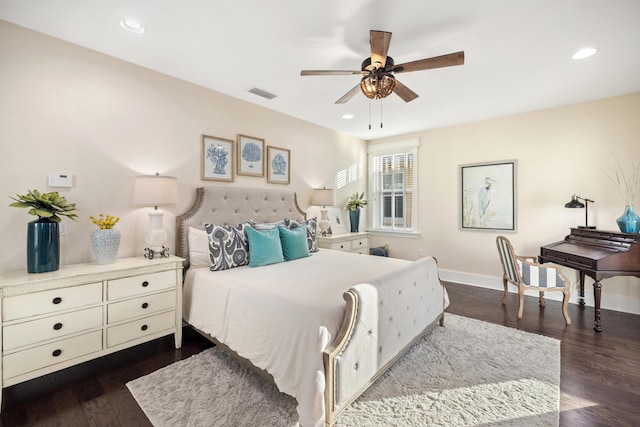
[577, 225, 597, 229]
[144, 246, 170, 259]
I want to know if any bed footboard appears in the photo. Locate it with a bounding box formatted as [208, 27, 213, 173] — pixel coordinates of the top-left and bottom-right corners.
[323, 256, 448, 426]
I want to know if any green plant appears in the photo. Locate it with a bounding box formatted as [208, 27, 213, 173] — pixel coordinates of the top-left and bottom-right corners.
[9, 189, 78, 222]
[345, 192, 368, 211]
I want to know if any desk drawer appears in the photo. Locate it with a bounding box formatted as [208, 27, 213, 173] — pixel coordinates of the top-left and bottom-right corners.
[2, 282, 103, 322]
[107, 310, 175, 348]
[107, 270, 175, 300]
[3, 330, 103, 380]
[3, 306, 103, 351]
[107, 290, 176, 324]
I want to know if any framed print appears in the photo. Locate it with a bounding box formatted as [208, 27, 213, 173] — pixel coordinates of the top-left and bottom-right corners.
[237, 134, 265, 177]
[327, 207, 347, 234]
[201, 135, 234, 182]
[267, 146, 290, 184]
[460, 160, 517, 231]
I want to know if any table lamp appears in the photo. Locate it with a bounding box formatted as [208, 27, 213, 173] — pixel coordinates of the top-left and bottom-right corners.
[311, 187, 335, 236]
[133, 173, 179, 258]
[565, 194, 596, 229]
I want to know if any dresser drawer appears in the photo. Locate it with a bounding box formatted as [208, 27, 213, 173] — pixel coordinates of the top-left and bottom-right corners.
[107, 290, 176, 324]
[2, 282, 103, 322]
[107, 270, 176, 301]
[351, 238, 368, 252]
[107, 310, 176, 348]
[2, 330, 103, 380]
[3, 306, 103, 351]
[328, 241, 352, 251]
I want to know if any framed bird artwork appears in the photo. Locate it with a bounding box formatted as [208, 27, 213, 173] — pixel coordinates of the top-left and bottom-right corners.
[460, 160, 517, 231]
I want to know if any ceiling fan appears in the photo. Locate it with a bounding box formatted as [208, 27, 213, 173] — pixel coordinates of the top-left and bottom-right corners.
[301, 30, 464, 104]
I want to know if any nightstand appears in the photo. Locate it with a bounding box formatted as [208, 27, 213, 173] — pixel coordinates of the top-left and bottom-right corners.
[0, 255, 183, 411]
[317, 232, 369, 255]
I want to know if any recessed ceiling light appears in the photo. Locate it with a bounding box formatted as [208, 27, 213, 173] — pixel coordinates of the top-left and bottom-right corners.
[572, 48, 598, 59]
[120, 19, 146, 34]
[342, 114, 354, 119]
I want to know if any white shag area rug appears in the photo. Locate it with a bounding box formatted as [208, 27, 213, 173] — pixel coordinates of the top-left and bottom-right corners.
[127, 314, 560, 427]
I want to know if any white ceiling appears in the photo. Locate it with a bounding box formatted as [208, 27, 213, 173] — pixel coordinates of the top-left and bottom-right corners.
[2, 0, 639, 141]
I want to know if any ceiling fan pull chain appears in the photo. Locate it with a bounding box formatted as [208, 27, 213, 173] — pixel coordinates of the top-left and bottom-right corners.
[380, 99, 384, 128]
[368, 100, 372, 130]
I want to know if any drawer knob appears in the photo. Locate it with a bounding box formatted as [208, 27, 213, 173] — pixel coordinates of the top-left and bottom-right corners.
[142, 281, 149, 287]
[141, 324, 148, 331]
[340, 245, 344, 249]
[141, 302, 149, 309]
[53, 322, 63, 330]
[52, 349, 62, 357]
[52, 297, 62, 304]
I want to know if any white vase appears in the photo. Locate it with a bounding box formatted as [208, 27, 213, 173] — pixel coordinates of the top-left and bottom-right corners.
[91, 229, 121, 264]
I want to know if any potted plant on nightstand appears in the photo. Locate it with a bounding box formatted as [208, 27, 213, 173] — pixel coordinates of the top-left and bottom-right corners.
[345, 192, 368, 233]
[9, 189, 78, 273]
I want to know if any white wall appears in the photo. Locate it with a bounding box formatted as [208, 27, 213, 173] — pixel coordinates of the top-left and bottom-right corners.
[0, 21, 367, 273]
[369, 92, 640, 315]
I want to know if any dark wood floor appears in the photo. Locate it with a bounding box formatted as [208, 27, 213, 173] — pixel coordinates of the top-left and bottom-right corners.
[1, 282, 639, 426]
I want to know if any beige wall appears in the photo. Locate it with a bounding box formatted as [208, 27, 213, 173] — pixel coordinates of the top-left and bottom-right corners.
[369, 92, 640, 314]
[2, 20, 639, 316]
[0, 21, 366, 273]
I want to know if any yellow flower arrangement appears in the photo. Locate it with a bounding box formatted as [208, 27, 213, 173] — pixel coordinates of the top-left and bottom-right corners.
[90, 213, 120, 229]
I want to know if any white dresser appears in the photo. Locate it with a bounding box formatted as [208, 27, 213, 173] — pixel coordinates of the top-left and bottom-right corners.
[0, 256, 183, 410]
[317, 232, 370, 255]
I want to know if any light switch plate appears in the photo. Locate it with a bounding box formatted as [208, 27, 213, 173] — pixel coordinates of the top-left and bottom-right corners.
[48, 173, 73, 188]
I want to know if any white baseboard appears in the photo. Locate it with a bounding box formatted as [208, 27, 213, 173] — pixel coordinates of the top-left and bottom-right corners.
[438, 269, 640, 315]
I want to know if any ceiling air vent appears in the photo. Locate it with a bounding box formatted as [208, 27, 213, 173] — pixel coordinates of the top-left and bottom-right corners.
[249, 87, 277, 100]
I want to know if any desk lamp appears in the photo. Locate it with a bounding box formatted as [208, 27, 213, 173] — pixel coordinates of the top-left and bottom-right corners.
[565, 194, 596, 229]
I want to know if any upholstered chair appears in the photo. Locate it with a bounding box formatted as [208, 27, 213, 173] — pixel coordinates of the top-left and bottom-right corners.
[496, 236, 571, 324]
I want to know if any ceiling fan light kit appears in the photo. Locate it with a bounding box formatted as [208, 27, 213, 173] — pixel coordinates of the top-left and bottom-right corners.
[301, 30, 464, 107]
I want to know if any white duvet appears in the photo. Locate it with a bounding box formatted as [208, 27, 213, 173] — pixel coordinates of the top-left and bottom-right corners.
[182, 249, 413, 427]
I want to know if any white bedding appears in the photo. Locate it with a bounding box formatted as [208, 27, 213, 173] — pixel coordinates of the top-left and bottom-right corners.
[182, 249, 414, 427]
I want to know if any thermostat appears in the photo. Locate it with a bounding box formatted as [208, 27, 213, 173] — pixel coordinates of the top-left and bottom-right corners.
[48, 173, 73, 188]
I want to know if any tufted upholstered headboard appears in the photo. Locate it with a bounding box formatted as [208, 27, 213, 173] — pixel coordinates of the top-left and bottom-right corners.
[175, 186, 306, 269]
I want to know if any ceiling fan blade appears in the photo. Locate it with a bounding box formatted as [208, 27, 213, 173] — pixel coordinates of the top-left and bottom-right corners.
[335, 84, 362, 104]
[393, 80, 419, 103]
[301, 70, 364, 76]
[394, 51, 465, 73]
[370, 30, 392, 69]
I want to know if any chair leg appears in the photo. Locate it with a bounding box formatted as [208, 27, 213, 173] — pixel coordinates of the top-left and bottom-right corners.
[502, 276, 509, 305]
[517, 288, 525, 319]
[562, 289, 571, 325]
[539, 291, 545, 307]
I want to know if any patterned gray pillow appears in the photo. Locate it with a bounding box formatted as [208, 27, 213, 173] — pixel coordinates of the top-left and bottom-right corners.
[284, 217, 318, 253]
[204, 223, 249, 271]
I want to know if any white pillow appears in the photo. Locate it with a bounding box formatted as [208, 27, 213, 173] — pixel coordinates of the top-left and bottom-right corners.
[188, 226, 210, 268]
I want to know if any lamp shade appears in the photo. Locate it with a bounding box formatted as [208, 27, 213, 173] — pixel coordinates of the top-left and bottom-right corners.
[564, 194, 585, 208]
[311, 188, 335, 207]
[133, 174, 179, 208]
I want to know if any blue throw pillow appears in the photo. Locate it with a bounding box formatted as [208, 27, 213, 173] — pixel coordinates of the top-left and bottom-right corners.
[246, 226, 284, 267]
[278, 225, 310, 261]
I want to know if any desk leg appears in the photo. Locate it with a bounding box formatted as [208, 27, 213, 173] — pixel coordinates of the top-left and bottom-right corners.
[578, 272, 586, 305]
[593, 280, 603, 332]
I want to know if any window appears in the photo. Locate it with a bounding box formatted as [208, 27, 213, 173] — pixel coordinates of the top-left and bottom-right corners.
[368, 138, 419, 234]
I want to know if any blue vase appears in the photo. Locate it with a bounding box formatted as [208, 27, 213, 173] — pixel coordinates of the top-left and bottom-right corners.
[616, 205, 640, 233]
[27, 217, 60, 273]
[349, 209, 360, 233]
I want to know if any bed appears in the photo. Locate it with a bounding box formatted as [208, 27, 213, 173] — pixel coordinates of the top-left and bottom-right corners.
[176, 186, 449, 427]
